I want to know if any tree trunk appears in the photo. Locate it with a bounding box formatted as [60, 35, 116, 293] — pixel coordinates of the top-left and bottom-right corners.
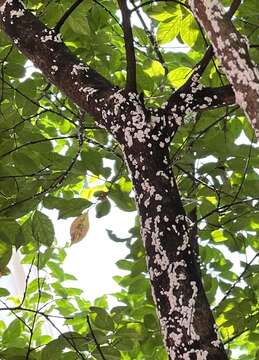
[112, 93, 228, 359]
[0, 0, 235, 358]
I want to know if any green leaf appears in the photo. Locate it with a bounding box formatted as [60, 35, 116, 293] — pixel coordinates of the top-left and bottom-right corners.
[180, 15, 199, 48]
[93, 346, 120, 360]
[106, 229, 131, 243]
[133, 26, 149, 46]
[0, 288, 10, 297]
[0, 218, 23, 248]
[108, 184, 136, 212]
[43, 196, 92, 219]
[5, 63, 25, 78]
[68, 12, 90, 35]
[146, 3, 177, 22]
[12, 152, 39, 173]
[0, 240, 12, 272]
[129, 277, 150, 294]
[81, 148, 108, 177]
[144, 314, 158, 330]
[90, 307, 115, 331]
[57, 331, 90, 351]
[116, 259, 133, 271]
[32, 210, 55, 246]
[0, 348, 34, 360]
[156, 15, 181, 45]
[21, 217, 34, 245]
[2, 319, 24, 346]
[115, 337, 135, 351]
[167, 66, 192, 88]
[144, 60, 165, 78]
[95, 199, 111, 218]
[41, 339, 63, 360]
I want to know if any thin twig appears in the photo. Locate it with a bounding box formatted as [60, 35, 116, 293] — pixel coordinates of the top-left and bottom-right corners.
[86, 315, 107, 360]
[225, 134, 254, 208]
[224, 314, 259, 345]
[0, 305, 74, 320]
[0, 128, 83, 215]
[25, 254, 44, 360]
[131, 0, 190, 13]
[0, 75, 76, 125]
[0, 135, 77, 159]
[55, 0, 85, 33]
[93, 0, 121, 27]
[214, 252, 259, 312]
[19, 257, 36, 308]
[43, 314, 86, 359]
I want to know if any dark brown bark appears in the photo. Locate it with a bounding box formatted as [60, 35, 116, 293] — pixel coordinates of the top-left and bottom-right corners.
[117, 0, 137, 92]
[122, 123, 227, 358]
[0, 0, 235, 358]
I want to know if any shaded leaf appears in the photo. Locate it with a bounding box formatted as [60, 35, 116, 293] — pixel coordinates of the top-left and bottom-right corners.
[32, 210, 55, 246]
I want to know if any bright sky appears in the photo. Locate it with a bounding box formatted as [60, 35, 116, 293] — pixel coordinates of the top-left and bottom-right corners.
[56, 206, 135, 302]
[3, 205, 135, 306]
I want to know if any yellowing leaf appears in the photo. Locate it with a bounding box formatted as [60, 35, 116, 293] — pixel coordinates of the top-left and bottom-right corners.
[70, 213, 89, 245]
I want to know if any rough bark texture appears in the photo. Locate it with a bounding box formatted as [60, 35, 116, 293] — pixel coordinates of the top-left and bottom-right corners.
[189, 0, 259, 136]
[0, 0, 240, 359]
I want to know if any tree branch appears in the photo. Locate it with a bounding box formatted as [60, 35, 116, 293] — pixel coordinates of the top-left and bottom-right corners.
[165, 46, 214, 113]
[93, 0, 121, 27]
[226, 0, 242, 19]
[164, 84, 235, 137]
[184, 0, 242, 88]
[117, 0, 137, 92]
[166, 0, 242, 117]
[189, 0, 259, 136]
[191, 85, 236, 110]
[0, 0, 116, 128]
